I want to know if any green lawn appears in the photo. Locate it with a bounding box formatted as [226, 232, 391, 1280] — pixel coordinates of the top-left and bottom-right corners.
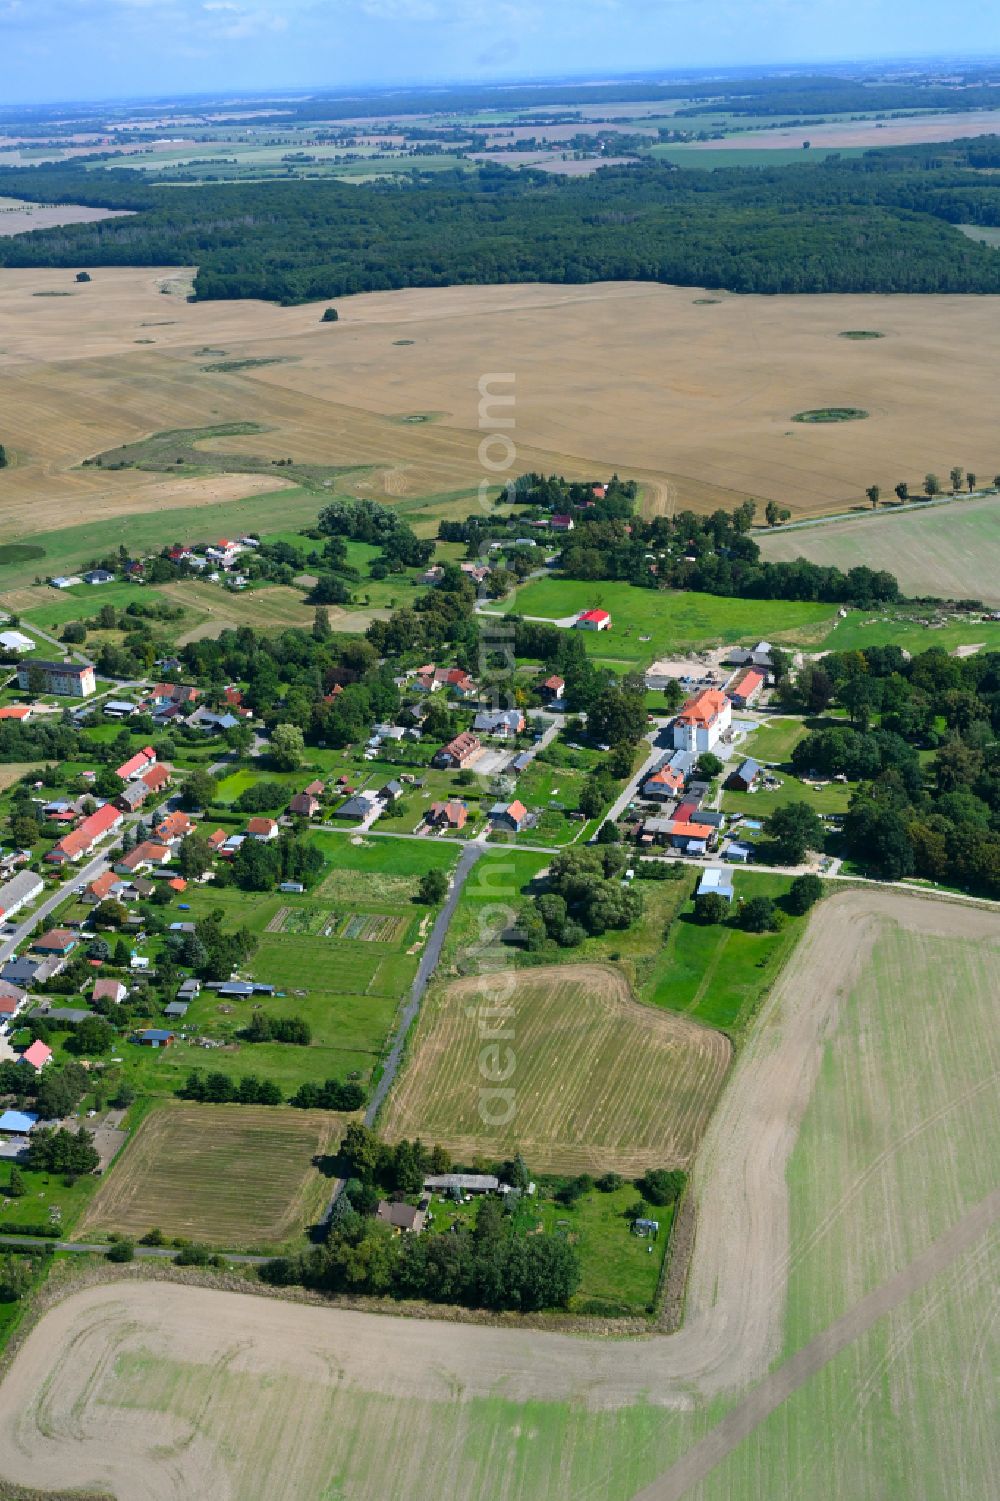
[0, 1160, 100, 1235]
[649, 144, 867, 169]
[500, 579, 835, 661]
[741, 717, 808, 764]
[310, 831, 459, 878]
[445, 857, 802, 1034]
[645, 872, 809, 1032]
[817, 608, 1000, 656]
[14, 582, 173, 632]
[722, 774, 852, 820]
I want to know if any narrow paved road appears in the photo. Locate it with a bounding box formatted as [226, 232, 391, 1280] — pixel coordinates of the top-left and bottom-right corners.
[596, 726, 672, 834]
[319, 841, 484, 1225]
[0, 850, 113, 965]
[0, 790, 176, 965]
[365, 840, 484, 1126]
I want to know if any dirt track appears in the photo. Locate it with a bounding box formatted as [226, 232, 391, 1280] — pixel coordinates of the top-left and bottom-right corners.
[0, 890, 996, 1498]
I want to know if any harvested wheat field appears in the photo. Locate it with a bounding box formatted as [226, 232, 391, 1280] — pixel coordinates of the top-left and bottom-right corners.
[0, 892, 997, 1501]
[381, 963, 732, 1173]
[4, 269, 1000, 537]
[77, 1101, 340, 1247]
[758, 492, 1000, 604]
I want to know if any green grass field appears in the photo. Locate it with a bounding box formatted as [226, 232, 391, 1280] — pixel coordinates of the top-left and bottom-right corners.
[817, 608, 1000, 656]
[759, 492, 1000, 605]
[13, 581, 179, 633]
[430, 1182, 670, 1316]
[0, 487, 326, 591]
[739, 717, 808, 764]
[500, 579, 835, 661]
[649, 144, 866, 169]
[113, 872, 443, 1094]
[445, 858, 806, 1036]
[721, 771, 852, 820]
[643, 871, 809, 1031]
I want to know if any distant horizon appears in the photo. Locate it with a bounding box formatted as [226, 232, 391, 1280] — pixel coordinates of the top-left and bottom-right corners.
[1, 0, 999, 110]
[6, 53, 1000, 114]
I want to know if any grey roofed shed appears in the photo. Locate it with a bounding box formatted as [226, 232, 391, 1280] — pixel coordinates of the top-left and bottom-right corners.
[424, 1173, 499, 1193]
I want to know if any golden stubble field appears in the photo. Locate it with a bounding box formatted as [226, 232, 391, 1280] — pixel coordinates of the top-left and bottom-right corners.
[3, 267, 1000, 538]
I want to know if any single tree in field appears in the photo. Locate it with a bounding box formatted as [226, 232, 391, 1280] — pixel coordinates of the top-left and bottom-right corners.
[321, 307, 339, 322]
[993, 475, 1000, 491]
[866, 485, 880, 510]
[417, 869, 448, 904]
[693, 891, 729, 925]
[764, 500, 781, 527]
[662, 678, 685, 713]
[967, 472, 977, 492]
[0, 444, 7, 469]
[924, 473, 941, 498]
[949, 466, 964, 494]
[739, 895, 779, 933]
[76, 271, 91, 283]
[180, 768, 217, 812]
[894, 481, 909, 502]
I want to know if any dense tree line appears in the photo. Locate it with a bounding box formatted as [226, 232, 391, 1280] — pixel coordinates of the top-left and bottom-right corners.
[263, 1127, 579, 1311]
[786, 644, 1000, 892]
[164, 917, 257, 981]
[290, 1078, 366, 1111]
[241, 1011, 311, 1045]
[231, 832, 324, 893]
[556, 498, 901, 606]
[178, 1070, 284, 1105]
[25, 1126, 99, 1176]
[178, 1067, 366, 1108]
[5, 144, 1000, 302]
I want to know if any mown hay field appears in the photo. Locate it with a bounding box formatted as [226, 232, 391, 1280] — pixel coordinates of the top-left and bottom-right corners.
[381, 962, 731, 1173]
[758, 492, 1000, 604]
[4, 268, 1000, 541]
[77, 1101, 340, 1247]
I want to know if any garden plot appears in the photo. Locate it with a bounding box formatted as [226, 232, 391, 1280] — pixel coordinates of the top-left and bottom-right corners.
[270, 906, 409, 942]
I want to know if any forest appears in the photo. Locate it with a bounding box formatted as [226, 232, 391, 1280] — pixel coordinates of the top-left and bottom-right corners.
[785, 644, 1000, 894]
[4, 138, 1000, 301]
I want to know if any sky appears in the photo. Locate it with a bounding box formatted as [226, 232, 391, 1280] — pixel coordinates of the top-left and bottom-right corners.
[1, 0, 1000, 106]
